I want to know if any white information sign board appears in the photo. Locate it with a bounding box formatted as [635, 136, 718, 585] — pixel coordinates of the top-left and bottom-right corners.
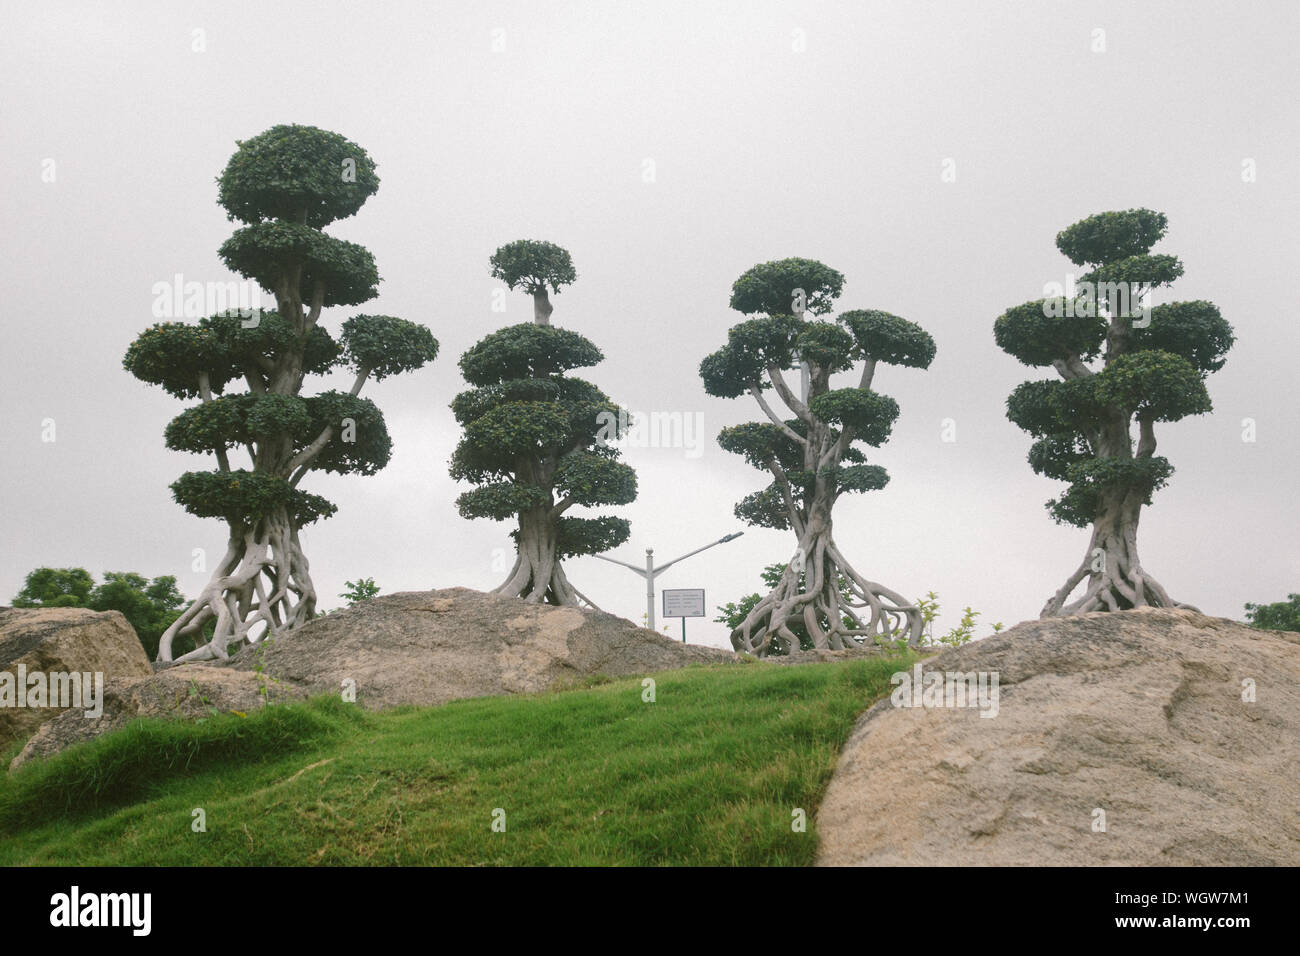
[662, 588, 706, 618]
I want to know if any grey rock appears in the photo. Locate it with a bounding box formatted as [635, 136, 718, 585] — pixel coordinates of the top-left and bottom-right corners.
[815, 607, 1300, 866]
[0, 606, 152, 749]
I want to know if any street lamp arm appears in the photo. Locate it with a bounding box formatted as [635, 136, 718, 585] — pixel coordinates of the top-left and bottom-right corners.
[655, 539, 728, 575]
[592, 553, 648, 577]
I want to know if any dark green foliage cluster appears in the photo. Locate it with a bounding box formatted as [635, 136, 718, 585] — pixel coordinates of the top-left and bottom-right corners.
[340, 314, 438, 380]
[489, 240, 577, 293]
[994, 300, 1108, 366]
[459, 325, 603, 386]
[995, 209, 1233, 528]
[217, 124, 379, 227]
[1055, 209, 1168, 266]
[554, 515, 632, 558]
[808, 389, 900, 446]
[10, 567, 95, 608]
[1044, 457, 1174, 527]
[10, 568, 201, 659]
[170, 471, 336, 526]
[728, 258, 845, 316]
[452, 317, 636, 558]
[1244, 594, 1300, 632]
[125, 311, 345, 399]
[218, 223, 379, 307]
[1130, 302, 1233, 373]
[837, 310, 937, 369]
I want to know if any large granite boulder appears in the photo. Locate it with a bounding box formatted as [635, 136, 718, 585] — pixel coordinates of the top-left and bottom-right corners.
[815, 607, 1300, 866]
[0, 606, 152, 749]
[225, 587, 738, 709]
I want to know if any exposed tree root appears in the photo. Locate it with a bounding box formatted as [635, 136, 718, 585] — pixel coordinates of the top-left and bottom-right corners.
[731, 530, 922, 656]
[1040, 508, 1199, 617]
[158, 509, 316, 663]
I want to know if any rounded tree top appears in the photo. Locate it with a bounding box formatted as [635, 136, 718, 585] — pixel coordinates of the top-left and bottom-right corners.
[217, 125, 379, 227]
[490, 240, 577, 293]
[729, 258, 845, 316]
[1055, 209, 1167, 267]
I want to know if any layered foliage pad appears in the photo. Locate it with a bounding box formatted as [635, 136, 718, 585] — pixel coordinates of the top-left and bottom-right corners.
[489, 240, 577, 294]
[217, 124, 379, 227]
[452, 322, 636, 559]
[995, 209, 1233, 527]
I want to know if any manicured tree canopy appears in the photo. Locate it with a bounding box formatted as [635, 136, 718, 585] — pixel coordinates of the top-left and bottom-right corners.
[125, 125, 438, 662]
[994, 209, 1232, 615]
[490, 239, 577, 324]
[700, 257, 934, 654]
[452, 241, 636, 604]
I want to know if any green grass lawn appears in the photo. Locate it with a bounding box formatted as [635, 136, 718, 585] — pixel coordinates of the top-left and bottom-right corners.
[0, 652, 913, 866]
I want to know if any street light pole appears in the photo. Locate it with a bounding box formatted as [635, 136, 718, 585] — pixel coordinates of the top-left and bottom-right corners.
[595, 532, 744, 631]
[645, 549, 655, 629]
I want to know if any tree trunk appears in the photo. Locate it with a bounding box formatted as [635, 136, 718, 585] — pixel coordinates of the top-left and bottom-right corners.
[1040, 404, 1197, 617]
[532, 289, 553, 325]
[730, 496, 922, 656]
[1040, 486, 1195, 616]
[492, 504, 586, 605]
[157, 506, 317, 662]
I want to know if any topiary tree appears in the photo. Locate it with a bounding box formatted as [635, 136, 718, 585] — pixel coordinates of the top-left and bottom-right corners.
[125, 124, 438, 663]
[700, 258, 934, 654]
[995, 209, 1233, 616]
[490, 239, 577, 325]
[451, 241, 637, 605]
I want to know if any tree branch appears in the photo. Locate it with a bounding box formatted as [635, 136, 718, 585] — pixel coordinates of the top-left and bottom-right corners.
[284, 368, 372, 476]
[749, 384, 806, 445]
[821, 425, 853, 470]
[766, 457, 806, 537]
[857, 356, 877, 390]
[1136, 412, 1157, 458]
[1051, 352, 1093, 381]
[767, 364, 811, 423]
[306, 280, 325, 326]
[198, 372, 232, 473]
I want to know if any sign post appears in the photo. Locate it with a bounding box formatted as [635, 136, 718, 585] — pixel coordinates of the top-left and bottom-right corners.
[662, 588, 705, 643]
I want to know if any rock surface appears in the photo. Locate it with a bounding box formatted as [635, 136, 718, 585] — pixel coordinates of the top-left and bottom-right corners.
[10, 665, 307, 769]
[8, 588, 738, 767]
[815, 607, 1300, 866]
[225, 587, 737, 709]
[0, 606, 153, 748]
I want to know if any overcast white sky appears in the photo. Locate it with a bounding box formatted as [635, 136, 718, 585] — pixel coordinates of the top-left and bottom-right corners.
[2, 0, 1297, 649]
